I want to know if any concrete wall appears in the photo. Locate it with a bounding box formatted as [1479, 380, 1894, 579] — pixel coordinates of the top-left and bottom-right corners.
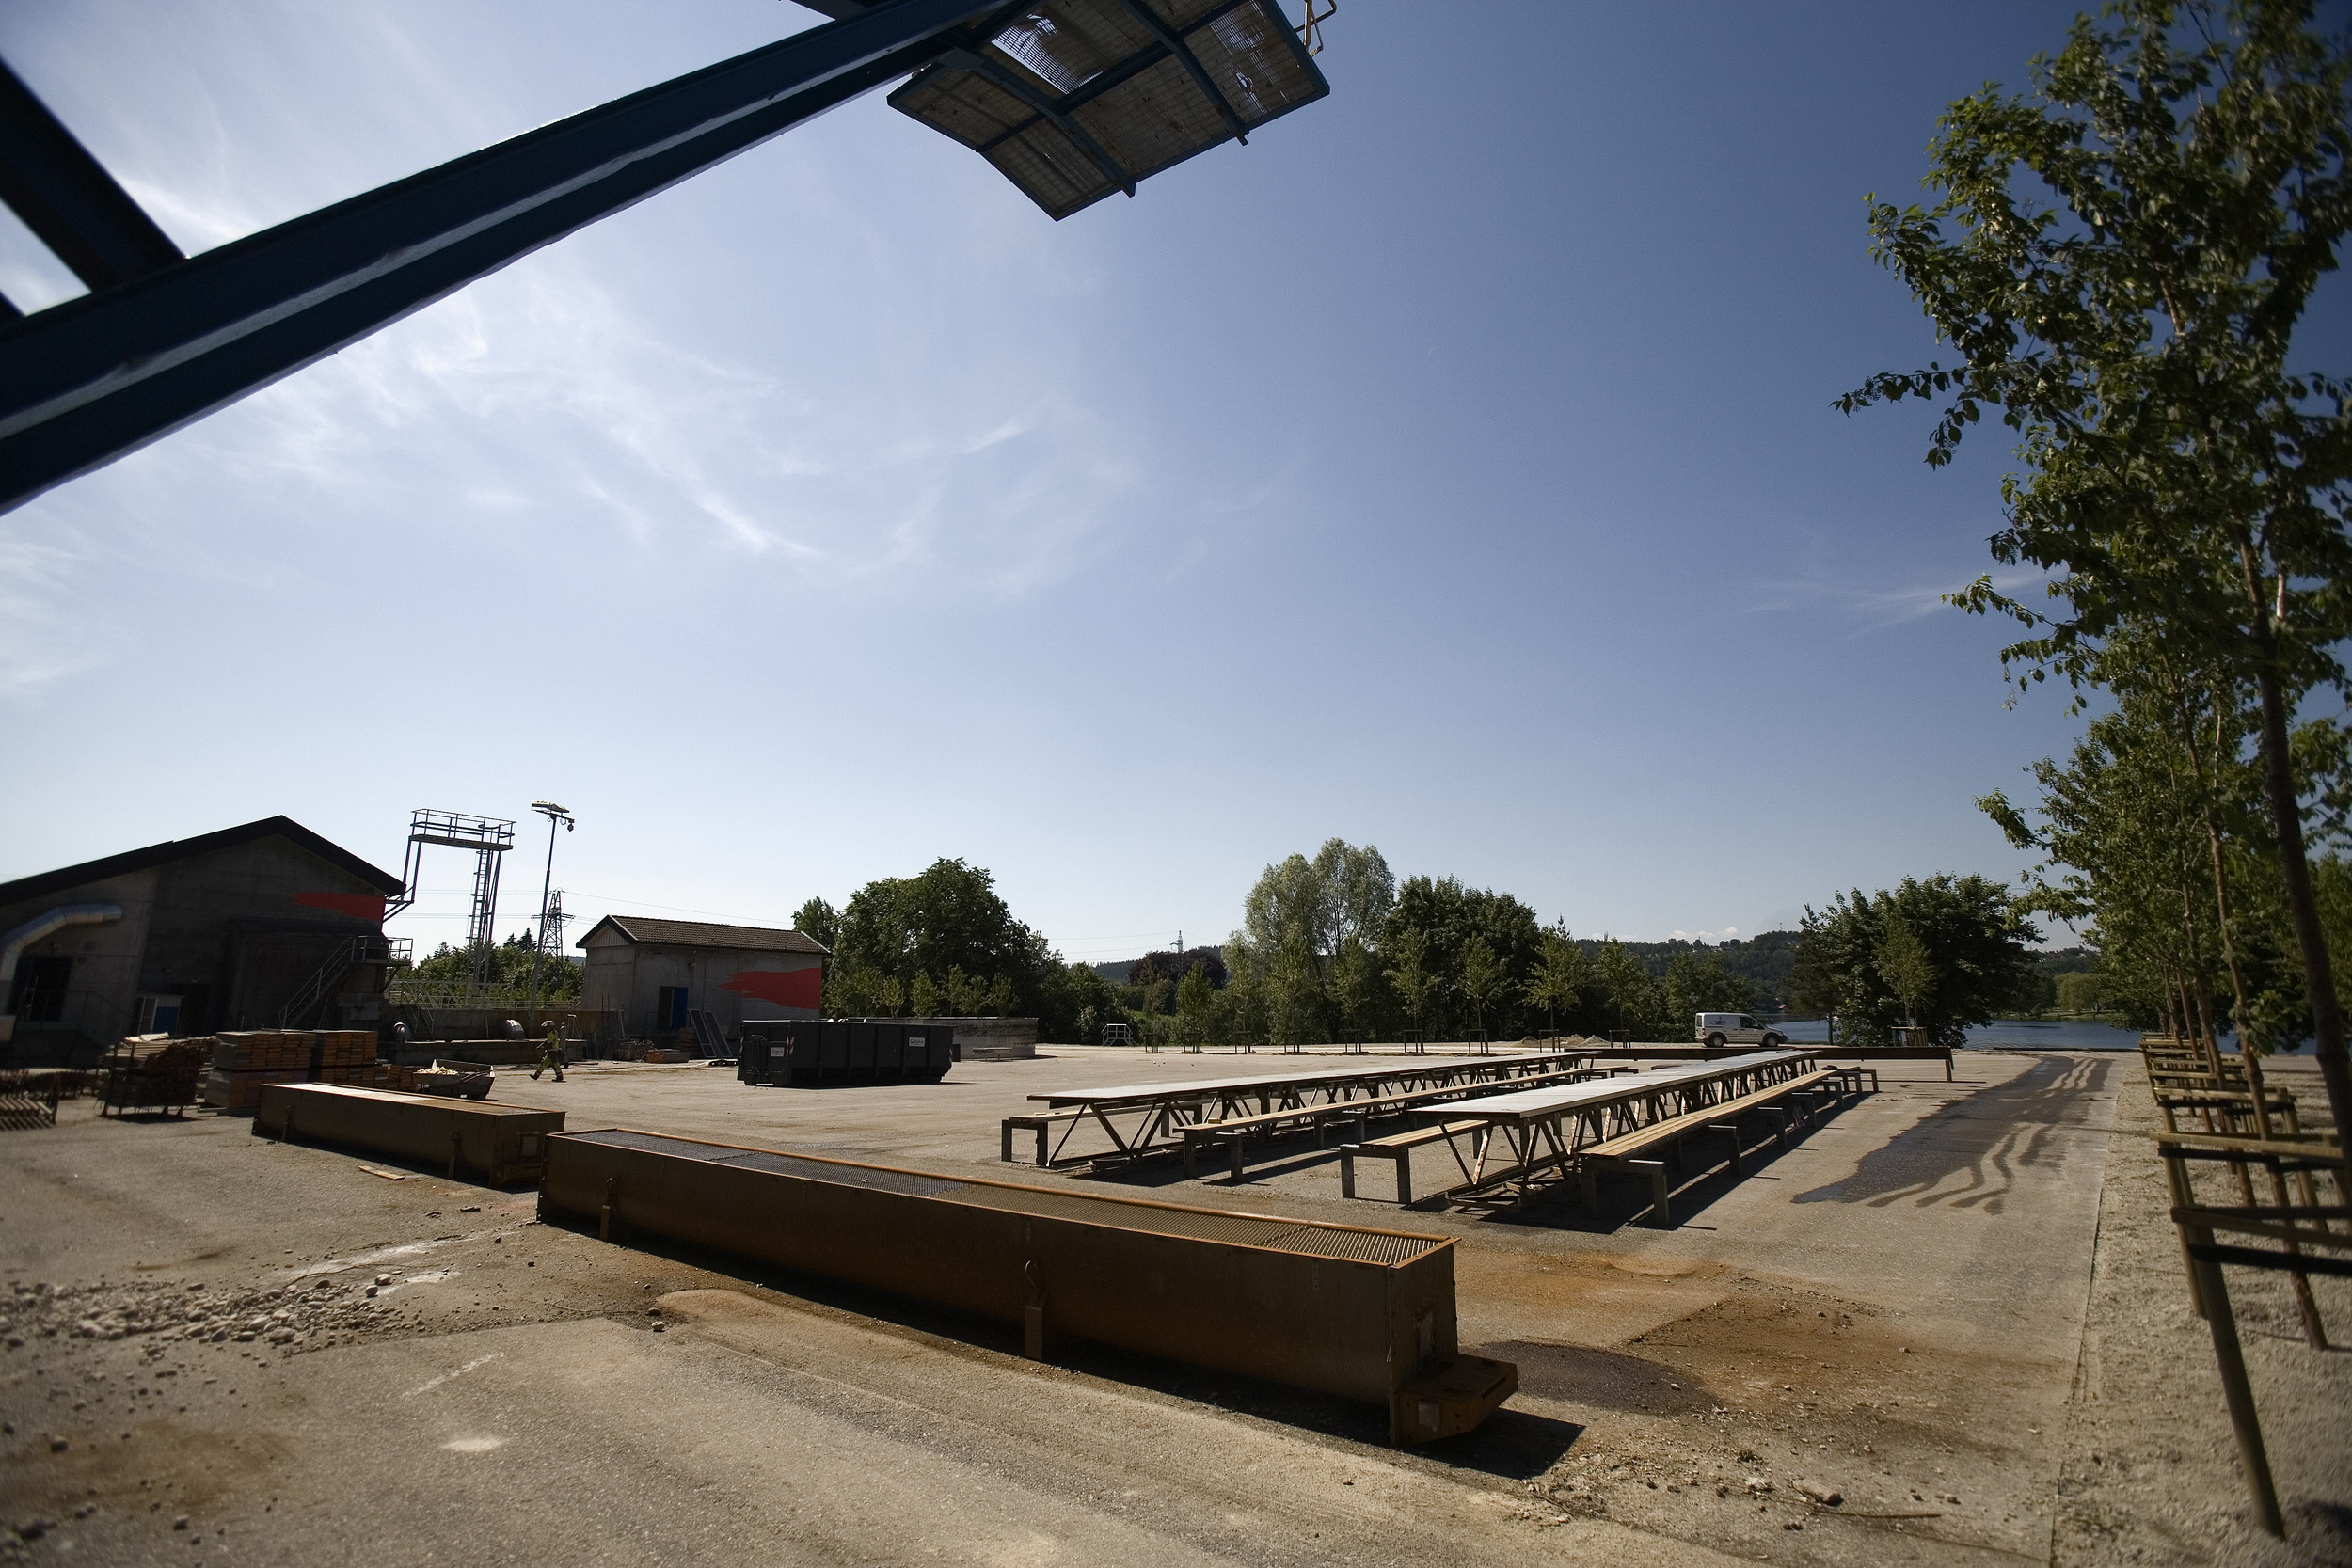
[579, 928, 821, 1039]
[0, 867, 158, 1057]
[900, 1016, 1037, 1058]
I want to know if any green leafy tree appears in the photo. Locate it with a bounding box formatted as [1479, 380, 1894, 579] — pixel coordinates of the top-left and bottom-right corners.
[1175, 964, 1215, 1048]
[1456, 936, 1508, 1040]
[1794, 876, 2041, 1049]
[1382, 926, 1439, 1041]
[1327, 935, 1380, 1045]
[793, 896, 839, 956]
[1238, 839, 1395, 1039]
[2058, 969, 2110, 1015]
[1877, 914, 1936, 1026]
[1661, 949, 1759, 1028]
[908, 972, 939, 1018]
[1520, 926, 1589, 1036]
[410, 935, 583, 1000]
[1591, 937, 1661, 1039]
[1839, 0, 2352, 1132]
[1384, 875, 1545, 1037]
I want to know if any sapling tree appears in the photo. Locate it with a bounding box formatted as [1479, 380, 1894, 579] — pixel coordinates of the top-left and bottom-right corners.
[1840, 0, 2352, 1131]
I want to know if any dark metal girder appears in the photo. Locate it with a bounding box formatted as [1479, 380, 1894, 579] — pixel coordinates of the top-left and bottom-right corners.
[0, 0, 1000, 516]
[0, 58, 183, 291]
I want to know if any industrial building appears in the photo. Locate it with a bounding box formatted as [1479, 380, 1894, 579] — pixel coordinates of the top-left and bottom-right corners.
[577, 916, 828, 1044]
[0, 816, 401, 1065]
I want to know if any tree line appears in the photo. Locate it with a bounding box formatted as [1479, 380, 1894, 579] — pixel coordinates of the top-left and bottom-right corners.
[789, 844, 2058, 1050]
[1838, 0, 2352, 1134]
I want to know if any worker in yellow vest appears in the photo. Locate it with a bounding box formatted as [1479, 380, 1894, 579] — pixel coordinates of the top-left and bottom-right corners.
[531, 1020, 565, 1083]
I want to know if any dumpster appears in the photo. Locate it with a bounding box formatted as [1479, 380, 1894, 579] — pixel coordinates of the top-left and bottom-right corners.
[539, 1127, 1515, 1445]
[736, 1020, 952, 1087]
[254, 1083, 564, 1185]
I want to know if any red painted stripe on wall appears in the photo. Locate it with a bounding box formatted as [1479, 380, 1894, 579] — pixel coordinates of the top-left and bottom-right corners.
[293, 892, 388, 921]
[721, 968, 822, 1009]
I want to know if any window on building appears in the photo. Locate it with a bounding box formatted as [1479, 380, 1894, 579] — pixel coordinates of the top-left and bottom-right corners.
[8, 956, 72, 1022]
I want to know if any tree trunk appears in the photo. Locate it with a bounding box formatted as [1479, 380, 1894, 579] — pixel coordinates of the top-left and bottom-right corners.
[2251, 659, 2352, 1141]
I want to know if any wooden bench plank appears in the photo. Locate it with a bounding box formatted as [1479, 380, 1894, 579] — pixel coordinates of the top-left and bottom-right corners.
[1186, 1067, 1606, 1180]
[1580, 1069, 1843, 1225]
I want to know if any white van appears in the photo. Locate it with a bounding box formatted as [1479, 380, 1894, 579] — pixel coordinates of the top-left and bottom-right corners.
[1694, 1012, 1784, 1048]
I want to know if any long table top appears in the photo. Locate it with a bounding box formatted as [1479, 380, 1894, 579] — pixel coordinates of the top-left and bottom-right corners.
[1032, 1050, 1591, 1108]
[1423, 1049, 1821, 1124]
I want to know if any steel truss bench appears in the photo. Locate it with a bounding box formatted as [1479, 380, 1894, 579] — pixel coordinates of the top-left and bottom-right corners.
[1000, 1106, 1089, 1165]
[1184, 1067, 1616, 1182]
[1340, 1119, 1491, 1205]
[1578, 1068, 1843, 1225]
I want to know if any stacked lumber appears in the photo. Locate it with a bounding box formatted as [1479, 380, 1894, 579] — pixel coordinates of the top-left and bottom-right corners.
[208, 1030, 311, 1111]
[100, 1037, 210, 1117]
[317, 1029, 376, 1069]
[204, 1029, 381, 1108]
[213, 1031, 313, 1071]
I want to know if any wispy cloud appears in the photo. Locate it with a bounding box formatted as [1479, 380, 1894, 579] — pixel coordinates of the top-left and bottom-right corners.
[0, 532, 103, 699]
[1745, 564, 2049, 635]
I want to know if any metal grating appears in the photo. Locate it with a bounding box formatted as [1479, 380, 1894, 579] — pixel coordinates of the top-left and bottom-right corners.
[567, 1129, 965, 1197]
[566, 1130, 1441, 1265]
[949, 1182, 1440, 1264]
[1256, 1224, 1440, 1266]
[889, 0, 1329, 220]
[950, 1182, 1302, 1244]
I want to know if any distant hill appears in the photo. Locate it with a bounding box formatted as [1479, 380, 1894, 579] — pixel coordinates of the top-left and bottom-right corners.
[1581, 931, 1803, 1007]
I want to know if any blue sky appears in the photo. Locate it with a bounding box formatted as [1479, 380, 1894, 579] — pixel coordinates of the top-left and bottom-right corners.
[6, 1, 2328, 963]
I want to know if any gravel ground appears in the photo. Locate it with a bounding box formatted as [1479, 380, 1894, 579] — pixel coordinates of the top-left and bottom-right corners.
[0, 1049, 2340, 1566]
[2051, 1055, 2350, 1568]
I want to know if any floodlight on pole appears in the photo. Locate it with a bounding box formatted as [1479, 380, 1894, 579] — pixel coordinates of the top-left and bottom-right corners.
[527, 800, 575, 1029]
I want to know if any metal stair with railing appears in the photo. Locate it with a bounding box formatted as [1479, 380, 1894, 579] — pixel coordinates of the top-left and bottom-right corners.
[278, 934, 391, 1027]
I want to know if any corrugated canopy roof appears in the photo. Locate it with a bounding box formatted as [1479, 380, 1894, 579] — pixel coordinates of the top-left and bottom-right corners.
[577, 915, 830, 956]
[889, 0, 1328, 220]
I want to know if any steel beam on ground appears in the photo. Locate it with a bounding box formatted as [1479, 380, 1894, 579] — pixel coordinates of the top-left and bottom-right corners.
[0, 0, 1003, 515]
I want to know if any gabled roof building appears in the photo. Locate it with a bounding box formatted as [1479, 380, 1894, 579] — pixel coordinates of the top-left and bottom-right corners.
[0, 816, 402, 1065]
[575, 915, 828, 1045]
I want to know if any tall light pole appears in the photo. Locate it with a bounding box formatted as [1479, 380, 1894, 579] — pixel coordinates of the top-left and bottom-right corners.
[526, 800, 574, 1030]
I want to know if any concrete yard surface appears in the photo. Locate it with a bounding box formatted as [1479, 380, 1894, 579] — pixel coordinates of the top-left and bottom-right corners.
[0, 1046, 2344, 1566]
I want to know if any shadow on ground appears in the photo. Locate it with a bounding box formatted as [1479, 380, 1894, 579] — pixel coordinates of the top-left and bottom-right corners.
[1793, 1055, 2109, 1214]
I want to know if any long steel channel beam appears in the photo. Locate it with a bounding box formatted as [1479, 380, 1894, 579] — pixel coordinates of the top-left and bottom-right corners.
[0, 0, 1000, 515]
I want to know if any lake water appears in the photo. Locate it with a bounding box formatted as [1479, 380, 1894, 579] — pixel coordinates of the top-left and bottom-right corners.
[1770, 1016, 2310, 1053]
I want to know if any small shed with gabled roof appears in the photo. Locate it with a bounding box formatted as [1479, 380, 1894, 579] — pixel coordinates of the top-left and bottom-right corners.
[575, 915, 828, 1045]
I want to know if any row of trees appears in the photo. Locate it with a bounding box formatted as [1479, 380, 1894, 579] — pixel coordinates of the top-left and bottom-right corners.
[1841, 0, 2352, 1132]
[789, 844, 2065, 1053]
[406, 932, 583, 1000]
[1172, 840, 1771, 1049]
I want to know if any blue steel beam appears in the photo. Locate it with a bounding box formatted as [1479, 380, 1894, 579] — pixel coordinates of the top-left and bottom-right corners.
[0, 0, 1003, 516]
